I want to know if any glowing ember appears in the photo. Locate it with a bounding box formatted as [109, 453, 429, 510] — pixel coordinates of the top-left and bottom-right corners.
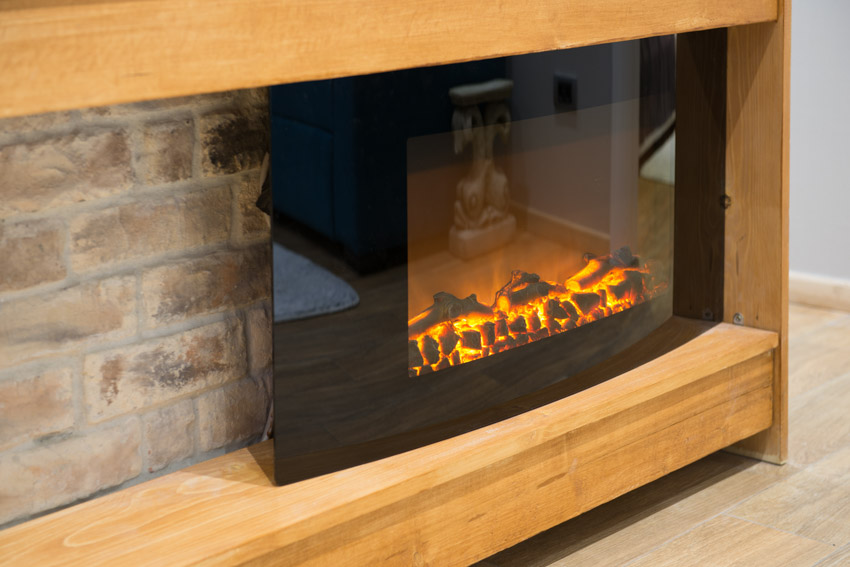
[408, 246, 667, 376]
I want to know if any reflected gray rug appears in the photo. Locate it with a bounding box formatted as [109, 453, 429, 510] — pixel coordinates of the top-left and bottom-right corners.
[273, 243, 360, 323]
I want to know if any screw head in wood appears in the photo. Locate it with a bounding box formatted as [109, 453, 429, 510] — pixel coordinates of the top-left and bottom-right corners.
[733, 312, 744, 325]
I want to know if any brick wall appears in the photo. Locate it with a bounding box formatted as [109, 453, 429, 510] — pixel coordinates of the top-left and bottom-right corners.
[0, 90, 272, 528]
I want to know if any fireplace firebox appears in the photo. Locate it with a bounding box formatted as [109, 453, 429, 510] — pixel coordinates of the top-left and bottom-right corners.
[271, 40, 679, 484]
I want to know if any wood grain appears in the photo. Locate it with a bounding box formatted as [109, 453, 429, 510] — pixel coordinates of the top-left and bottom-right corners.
[627, 515, 834, 567]
[788, 302, 847, 339]
[0, 0, 777, 119]
[674, 28, 727, 322]
[0, 319, 777, 566]
[788, 369, 850, 467]
[481, 452, 796, 567]
[731, 444, 850, 547]
[814, 545, 850, 567]
[724, 1, 791, 463]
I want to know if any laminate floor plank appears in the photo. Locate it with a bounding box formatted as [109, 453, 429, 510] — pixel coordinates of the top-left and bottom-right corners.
[788, 303, 848, 339]
[625, 515, 834, 567]
[788, 372, 850, 467]
[813, 543, 850, 567]
[730, 445, 850, 546]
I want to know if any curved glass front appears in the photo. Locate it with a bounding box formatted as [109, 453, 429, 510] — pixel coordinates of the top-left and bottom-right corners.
[271, 37, 676, 484]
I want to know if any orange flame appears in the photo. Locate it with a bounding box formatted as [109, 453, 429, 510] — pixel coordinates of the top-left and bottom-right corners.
[408, 247, 666, 376]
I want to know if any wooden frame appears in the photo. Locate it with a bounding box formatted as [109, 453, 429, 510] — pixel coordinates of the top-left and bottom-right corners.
[0, 0, 790, 564]
[0, 0, 776, 119]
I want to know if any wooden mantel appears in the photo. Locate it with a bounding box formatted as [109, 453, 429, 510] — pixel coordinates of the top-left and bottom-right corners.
[0, 0, 789, 564]
[0, 0, 776, 119]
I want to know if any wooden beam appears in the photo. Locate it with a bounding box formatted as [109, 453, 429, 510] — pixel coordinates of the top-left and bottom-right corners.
[674, 28, 728, 322]
[0, 0, 777, 119]
[0, 318, 777, 566]
[725, 0, 791, 463]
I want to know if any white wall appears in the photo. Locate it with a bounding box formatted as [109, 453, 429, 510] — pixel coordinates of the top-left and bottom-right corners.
[790, 0, 850, 280]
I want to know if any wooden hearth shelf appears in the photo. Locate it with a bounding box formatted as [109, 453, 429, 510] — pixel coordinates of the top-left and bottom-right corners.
[0, 0, 777, 119]
[0, 317, 777, 566]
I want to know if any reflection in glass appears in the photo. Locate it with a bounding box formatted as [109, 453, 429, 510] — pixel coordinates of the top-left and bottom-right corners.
[270, 38, 676, 484]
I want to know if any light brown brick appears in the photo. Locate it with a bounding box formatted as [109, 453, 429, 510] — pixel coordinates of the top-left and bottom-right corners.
[79, 97, 196, 118]
[0, 366, 74, 451]
[246, 302, 272, 373]
[0, 110, 74, 134]
[84, 318, 246, 423]
[0, 276, 136, 367]
[199, 107, 268, 177]
[0, 419, 141, 526]
[197, 373, 270, 451]
[142, 400, 195, 472]
[79, 89, 266, 119]
[140, 119, 193, 185]
[0, 219, 67, 293]
[69, 186, 231, 272]
[0, 130, 132, 218]
[189, 89, 268, 112]
[141, 245, 270, 327]
[234, 172, 271, 242]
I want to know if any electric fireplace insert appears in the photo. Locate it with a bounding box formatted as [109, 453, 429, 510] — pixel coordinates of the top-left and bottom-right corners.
[271, 38, 678, 484]
[0, 1, 789, 564]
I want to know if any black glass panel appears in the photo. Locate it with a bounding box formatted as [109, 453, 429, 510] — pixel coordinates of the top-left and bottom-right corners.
[271, 38, 676, 484]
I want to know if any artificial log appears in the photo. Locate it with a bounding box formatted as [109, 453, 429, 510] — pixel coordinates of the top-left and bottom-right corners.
[406, 246, 665, 374]
[545, 298, 569, 320]
[480, 322, 496, 346]
[409, 340, 424, 368]
[528, 312, 542, 332]
[609, 246, 640, 268]
[462, 330, 482, 350]
[567, 258, 611, 290]
[508, 316, 527, 334]
[495, 270, 555, 310]
[438, 327, 461, 355]
[409, 292, 492, 338]
[598, 289, 608, 311]
[567, 246, 640, 291]
[608, 271, 645, 302]
[572, 292, 601, 315]
[561, 299, 580, 320]
[421, 335, 441, 365]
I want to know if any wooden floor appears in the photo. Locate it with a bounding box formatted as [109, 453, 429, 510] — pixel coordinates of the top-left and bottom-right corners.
[475, 302, 850, 567]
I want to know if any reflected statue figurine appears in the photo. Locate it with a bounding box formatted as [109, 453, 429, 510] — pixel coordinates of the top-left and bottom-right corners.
[449, 78, 517, 259]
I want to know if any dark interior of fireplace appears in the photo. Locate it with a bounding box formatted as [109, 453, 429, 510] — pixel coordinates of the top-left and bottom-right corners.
[270, 37, 677, 484]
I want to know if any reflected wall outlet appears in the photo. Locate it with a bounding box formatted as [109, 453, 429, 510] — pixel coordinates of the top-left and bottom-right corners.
[553, 72, 577, 111]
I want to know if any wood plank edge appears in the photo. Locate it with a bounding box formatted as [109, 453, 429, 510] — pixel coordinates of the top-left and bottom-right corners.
[725, 2, 790, 464]
[222, 373, 775, 565]
[0, 0, 778, 119]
